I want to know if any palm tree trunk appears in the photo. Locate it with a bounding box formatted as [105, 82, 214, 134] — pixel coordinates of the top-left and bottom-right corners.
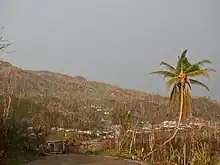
[144, 85, 184, 159]
[177, 84, 184, 126]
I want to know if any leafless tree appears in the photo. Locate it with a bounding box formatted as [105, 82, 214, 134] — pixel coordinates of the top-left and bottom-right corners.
[0, 26, 14, 54]
[0, 27, 15, 123]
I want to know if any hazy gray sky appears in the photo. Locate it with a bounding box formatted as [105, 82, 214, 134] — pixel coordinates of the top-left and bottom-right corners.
[0, 0, 220, 99]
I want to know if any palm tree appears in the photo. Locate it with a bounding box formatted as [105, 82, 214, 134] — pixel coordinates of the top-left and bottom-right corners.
[150, 49, 216, 122]
[145, 50, 216, 158]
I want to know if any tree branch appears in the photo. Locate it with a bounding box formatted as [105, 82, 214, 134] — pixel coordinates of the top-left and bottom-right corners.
[0, 26, 14, 53]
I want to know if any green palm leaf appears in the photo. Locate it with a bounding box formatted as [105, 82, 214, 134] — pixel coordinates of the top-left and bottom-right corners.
[166, 77, 178, 92]
[149, 71, 176, 78]
[176, 50, 191, 72]
[189, 78, 210, 91]
[160, 62, 177, 73]
[187, 68, 216, 78]
[185, 60, 212, 73]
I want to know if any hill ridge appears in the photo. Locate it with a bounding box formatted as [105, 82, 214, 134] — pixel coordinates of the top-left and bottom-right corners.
[0, 61, 219, 123]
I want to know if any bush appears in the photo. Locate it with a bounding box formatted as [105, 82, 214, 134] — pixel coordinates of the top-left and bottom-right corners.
[0, 97, 47, 164]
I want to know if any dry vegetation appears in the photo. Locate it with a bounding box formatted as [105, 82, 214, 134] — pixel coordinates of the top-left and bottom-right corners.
[1, 27, 220, 165]
[1, 31, 220, 164]
[0, 60, 220, 164]
[0, 61, 219, 125]
[104, 126, 220, 164]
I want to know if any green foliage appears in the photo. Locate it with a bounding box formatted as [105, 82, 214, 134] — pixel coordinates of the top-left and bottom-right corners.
[11, 99, 43, 124]
[0, 97, 47, 164]
[6, 125, 37, 152]
[150, 50, 216, 120]
[111, 108, 132, 126]
[0, 123, 38, 164]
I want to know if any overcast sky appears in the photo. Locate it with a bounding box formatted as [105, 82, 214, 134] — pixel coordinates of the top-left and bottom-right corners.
[0, 0, 219, 99]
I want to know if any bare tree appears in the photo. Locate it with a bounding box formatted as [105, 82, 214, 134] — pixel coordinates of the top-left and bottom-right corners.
[0, 26, 14, 54]
[0, 27, 15, 123]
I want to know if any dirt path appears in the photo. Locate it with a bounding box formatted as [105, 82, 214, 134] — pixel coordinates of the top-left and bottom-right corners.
[28, 154, 145, 165]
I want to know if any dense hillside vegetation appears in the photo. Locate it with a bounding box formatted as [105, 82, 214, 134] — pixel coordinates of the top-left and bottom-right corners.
[0, 61, 220, 126]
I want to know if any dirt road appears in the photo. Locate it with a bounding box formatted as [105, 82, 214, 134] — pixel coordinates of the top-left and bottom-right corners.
[28, 154, 145, 165]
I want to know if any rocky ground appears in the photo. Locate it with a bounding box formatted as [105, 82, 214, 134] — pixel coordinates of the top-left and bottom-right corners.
[28, 154, 146, 165]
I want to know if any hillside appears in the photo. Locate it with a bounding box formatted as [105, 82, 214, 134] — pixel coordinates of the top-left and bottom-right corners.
[0, 61, 220, 125]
